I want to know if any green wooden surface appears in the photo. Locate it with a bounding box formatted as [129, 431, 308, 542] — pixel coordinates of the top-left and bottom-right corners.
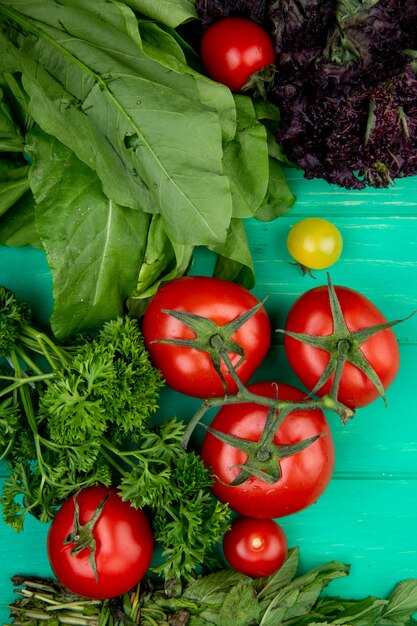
[1, 169, 417, 619]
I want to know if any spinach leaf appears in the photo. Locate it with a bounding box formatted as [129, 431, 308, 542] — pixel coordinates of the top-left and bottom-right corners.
[0, 190, 39, 248]
[27, 127, 149, 339]
[0, 1, 296, 337]
[255, 158, 295, 222]
[0, 86, 24, 152]
[0, 0, 233, 246]
[137, 19, 236, 142]
[211, 218, 255, 288]
[0, 161, 30, 217]
[127, 212, 194, 316]
[124, 0, 198, 28]
[223, 95, 269, 219]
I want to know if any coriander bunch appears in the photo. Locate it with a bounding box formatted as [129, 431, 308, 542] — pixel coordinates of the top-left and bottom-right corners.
[0, 286, 230, 581]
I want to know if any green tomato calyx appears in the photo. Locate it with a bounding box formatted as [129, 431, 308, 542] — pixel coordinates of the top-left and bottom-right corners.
[204, 401, 325, 487]
[242, 63, 276, 99]
[152, 298, 267, 392]
[277, 274, 415, 408]
[64, 490, 109, 582]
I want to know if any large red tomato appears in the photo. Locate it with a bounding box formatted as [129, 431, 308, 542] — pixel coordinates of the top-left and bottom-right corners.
[142, 276, 271, 398]
[47, 485, 154, 599]
[283, 285, 400, 408]
[200, 381, 335, 518]
[200, 16, 275, 92]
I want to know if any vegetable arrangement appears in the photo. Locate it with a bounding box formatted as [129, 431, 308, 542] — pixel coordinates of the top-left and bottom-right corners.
[7, 549, 417, 626]
[0, 285, 231, 582]
[1, 266, 414, 611]
[197, 0, 417, 189]
[0, 0, 294, 340]
[0, 0, 416, 622]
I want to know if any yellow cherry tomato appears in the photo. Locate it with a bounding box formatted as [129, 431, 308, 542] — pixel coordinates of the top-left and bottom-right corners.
[287, 217, 343, 271]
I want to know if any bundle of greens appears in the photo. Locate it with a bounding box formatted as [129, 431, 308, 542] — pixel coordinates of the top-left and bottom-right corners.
[0, 0, 295, 340]
[197, 0, 417, 189]
[7, 548, 417, 626]
[0, 286, 231, 580]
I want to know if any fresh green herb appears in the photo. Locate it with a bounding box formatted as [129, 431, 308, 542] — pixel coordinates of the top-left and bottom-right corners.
[0, 0, 295, 339]
[6, 548, 417, 626]
[0, 286, 230, 580]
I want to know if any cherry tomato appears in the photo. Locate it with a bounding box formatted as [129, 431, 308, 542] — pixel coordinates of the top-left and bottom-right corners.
[284, 284, 400, 408]
[47, 485, 154, 599]
[223, 517, 288, 578]
[142, 276, 271, 398]
[200, 17, 275, 92]
[287, 218, 343, 271]
[200, 381, 335, 518]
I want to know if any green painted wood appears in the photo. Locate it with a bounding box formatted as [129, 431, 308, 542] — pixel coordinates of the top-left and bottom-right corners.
[1, 169, 417, 619]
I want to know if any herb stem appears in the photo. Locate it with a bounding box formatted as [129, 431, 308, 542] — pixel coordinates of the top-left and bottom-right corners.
[0, 372, 55, 397]
[20, 327, 72, 368]
[98, 441, 129, 477]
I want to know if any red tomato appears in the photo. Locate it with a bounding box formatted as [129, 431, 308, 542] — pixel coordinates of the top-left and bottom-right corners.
[200, 381, 335, 518]
[47, 485, 153, 599]
[223, 516, 288, 578]
[142, 276, 271, 398]
[284, 285, 400, 408]
[200, 17, 275, 92]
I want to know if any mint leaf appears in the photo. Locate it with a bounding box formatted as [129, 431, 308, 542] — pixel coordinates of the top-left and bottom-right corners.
[184, 570, 248, 607]
[255, 546, 300, 600]
[380, 579, 417, 624]
[259, 560, 350, 626]
[218, 579, 260, 626]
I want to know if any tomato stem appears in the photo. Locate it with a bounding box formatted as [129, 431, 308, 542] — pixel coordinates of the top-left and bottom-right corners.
[181, 372, 354, 453]
[210, 333, 248, 394]
[64, 491, 110, 583]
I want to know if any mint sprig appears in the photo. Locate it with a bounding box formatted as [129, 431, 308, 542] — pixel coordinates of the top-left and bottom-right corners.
[6, 549, 417, 626]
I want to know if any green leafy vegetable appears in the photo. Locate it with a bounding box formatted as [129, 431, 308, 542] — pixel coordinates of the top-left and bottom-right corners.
[27, 126, 150, 336]
[0, 0, 233, 243]
[6, 549, 417, 625]
[124, 0, 198, 29]
[0, 0, 294, 339]
[223, 95, 270, 219]
[0, 84, 25, 152]
[0, 286, 230, 580]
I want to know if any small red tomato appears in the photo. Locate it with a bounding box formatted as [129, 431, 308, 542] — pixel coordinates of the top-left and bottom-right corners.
[200, 17, 275, 92]
[47, 485, 153, 599]
[223, 517, 288, 578]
